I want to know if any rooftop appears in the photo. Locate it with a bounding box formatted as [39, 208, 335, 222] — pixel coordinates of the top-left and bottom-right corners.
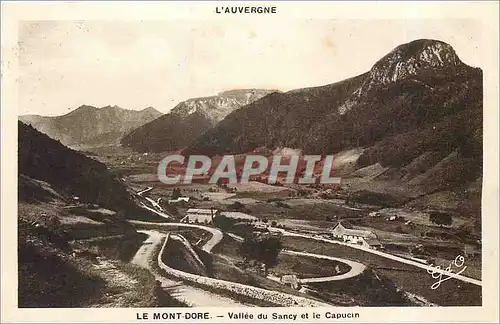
[343, 228, 376, 238]
[186, 208, 218, 214]
[365, 238, 382, 246]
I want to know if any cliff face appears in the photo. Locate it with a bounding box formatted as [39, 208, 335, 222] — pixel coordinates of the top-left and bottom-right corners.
[366, 40, 461, 87]
[339, 39, 465, 114]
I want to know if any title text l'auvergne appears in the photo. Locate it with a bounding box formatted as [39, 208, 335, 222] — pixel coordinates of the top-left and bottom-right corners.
[215, 6, 277, 14]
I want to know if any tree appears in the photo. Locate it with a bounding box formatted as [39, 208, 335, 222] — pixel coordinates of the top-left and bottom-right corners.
[172, 188, 181, 199]
[213, 214, 236, 231]
[429, 212, 453, 227]
[271, 221, 277, 227]
[239, 236, 282, 268]
[228, 201, 245, 211]
[456, 225, 473, 242]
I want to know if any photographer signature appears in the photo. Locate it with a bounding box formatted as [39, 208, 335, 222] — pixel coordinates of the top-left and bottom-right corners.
[427, 255, 467, 289]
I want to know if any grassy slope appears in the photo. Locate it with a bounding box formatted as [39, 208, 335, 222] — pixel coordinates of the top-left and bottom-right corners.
[18, 222, 165, 308]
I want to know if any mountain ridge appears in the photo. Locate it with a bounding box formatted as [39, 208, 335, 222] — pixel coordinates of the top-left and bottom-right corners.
[183, 39, 482, 201]
[120, 88, 277, 153]
[185, 39, 481, 156]
[19, 105, 163, 148]
[18, 121, 140, 212]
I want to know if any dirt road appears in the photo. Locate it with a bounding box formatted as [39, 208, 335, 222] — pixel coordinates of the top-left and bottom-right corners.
[129, 221, 223, 253]
[131, 230, 252, 307]
[282, 250, 366, 283]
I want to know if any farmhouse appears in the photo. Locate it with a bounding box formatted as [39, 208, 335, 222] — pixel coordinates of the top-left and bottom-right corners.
[330, 222, 381, 249]
[180, 208, 219, 224]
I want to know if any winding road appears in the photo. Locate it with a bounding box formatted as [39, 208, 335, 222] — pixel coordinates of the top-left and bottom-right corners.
[282, 250, 366, 283]
[129, 220, 223, 253]
[270, 227, 482, 287]
[131, 230, 253, 306]
[136, 185, 481, 289]
[129, 219, 367, 307]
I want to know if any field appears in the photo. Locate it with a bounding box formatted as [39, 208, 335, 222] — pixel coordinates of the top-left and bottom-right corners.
[271, 253, 350, 279]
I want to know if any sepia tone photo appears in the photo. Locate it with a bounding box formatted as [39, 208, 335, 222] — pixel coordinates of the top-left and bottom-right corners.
[6, 10, 494, 317]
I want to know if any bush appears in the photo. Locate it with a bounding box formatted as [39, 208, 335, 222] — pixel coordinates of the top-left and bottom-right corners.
[275, 201, 291, 209]
[429, 212, 453, 226]
[228, 201, 245, 211]
[239, 236, 282, 268]
[213, 215, 237, 231]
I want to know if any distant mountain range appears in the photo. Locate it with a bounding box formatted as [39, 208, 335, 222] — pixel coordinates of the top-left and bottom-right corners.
[120, 89, 277, 152]
[19, 105, 163, 148]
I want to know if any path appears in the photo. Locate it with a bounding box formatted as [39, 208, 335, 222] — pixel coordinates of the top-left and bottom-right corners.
[282, 250, 366, 283]
[129, 220, 223, 253]
[137, 186, 153, 196]
[131, 230, 252, 307]
[136, 186, 169, 218]
[226, 232, 244, 242]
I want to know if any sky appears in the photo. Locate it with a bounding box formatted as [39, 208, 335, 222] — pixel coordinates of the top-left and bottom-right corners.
[18, 19, 482, 116]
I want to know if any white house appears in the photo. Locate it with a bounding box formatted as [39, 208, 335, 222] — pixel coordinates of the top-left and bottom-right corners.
[330, 222, 381, 249]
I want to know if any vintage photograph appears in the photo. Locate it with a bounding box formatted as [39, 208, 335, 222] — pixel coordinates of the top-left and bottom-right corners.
[15, 18, 485, 309]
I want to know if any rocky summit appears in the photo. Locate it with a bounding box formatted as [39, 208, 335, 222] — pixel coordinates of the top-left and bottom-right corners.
[339, 39, 465, 114]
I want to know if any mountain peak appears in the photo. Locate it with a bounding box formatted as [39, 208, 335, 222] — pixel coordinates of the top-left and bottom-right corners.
[367, 39, 462, 87]
[378, 39, 459, 65]
[19, 103, 164, 147]
[139, 106, 163, 117]
[121, 89, 276, 152]
[63, 105, 98, 117]
[337, 39, 465, 109]
[170, 89, 276, 120]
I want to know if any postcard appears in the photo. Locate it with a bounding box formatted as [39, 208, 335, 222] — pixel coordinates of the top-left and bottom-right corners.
[1, 1, 499, 323]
